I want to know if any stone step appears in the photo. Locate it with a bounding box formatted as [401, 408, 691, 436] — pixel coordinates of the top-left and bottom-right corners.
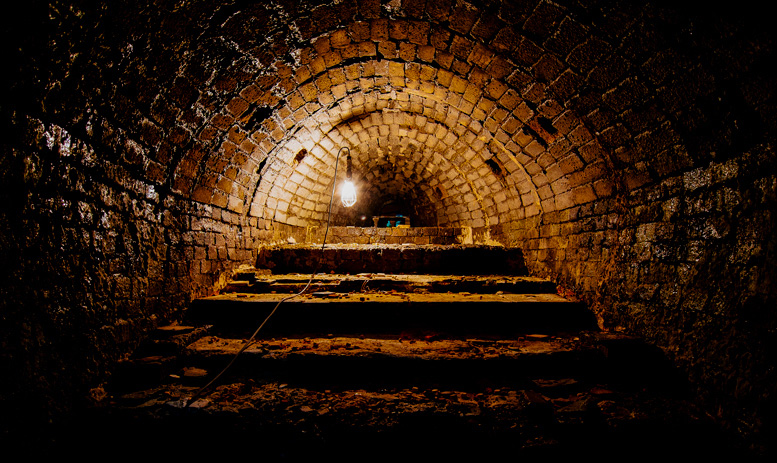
[178, 335, 609, 390]
[179, 332, 680, 392]
[185, 291, 597, 337]
[108, 330, 679, 397]
[223, 273, 558, 295]
[255, 243, 528, 275]
[102, 329, 693, 455]
[97, 304, 717, 459]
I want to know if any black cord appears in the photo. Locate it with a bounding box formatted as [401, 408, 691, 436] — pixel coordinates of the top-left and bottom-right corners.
[184, 146, 349, 407]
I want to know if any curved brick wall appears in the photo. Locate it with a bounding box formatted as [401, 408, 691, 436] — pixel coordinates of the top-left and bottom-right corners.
[1, 0, 775, 449]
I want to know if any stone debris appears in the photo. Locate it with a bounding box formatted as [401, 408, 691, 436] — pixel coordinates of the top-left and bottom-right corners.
[97, 268, 725, 456]
[182, 367, 208, 378]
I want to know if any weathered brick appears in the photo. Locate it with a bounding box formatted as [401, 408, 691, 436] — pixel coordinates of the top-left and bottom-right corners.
[407, 20, 430, 45]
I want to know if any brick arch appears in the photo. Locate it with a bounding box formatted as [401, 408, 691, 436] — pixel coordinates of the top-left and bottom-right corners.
[210, 20, 609, 230]
[106, 0, 641, 226]
[247, 96, 540, 229]
[158, 1, 630, 226]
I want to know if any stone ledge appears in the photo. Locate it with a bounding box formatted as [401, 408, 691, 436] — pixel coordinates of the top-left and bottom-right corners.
[255, 243, 527, 275]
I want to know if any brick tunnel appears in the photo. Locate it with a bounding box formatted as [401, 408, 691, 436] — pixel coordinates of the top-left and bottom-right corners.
[1, 0, 775, 457]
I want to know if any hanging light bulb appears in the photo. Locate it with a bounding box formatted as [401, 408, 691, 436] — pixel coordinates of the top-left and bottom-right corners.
[341, 179, 357, 207]
[341, 149, 357, 207]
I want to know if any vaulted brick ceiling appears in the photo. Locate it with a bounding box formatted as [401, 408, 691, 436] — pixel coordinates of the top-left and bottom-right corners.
[157, 0, 617, 228]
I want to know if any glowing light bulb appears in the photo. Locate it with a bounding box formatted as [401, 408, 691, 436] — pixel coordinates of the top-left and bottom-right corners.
[341, 180, 357, 207]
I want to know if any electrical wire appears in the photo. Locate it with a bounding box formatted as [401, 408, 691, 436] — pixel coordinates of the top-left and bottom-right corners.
[185, 146, 349, 407]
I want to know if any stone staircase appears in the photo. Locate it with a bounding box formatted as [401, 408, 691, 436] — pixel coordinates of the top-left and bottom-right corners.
[80, 244, 733, 458]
